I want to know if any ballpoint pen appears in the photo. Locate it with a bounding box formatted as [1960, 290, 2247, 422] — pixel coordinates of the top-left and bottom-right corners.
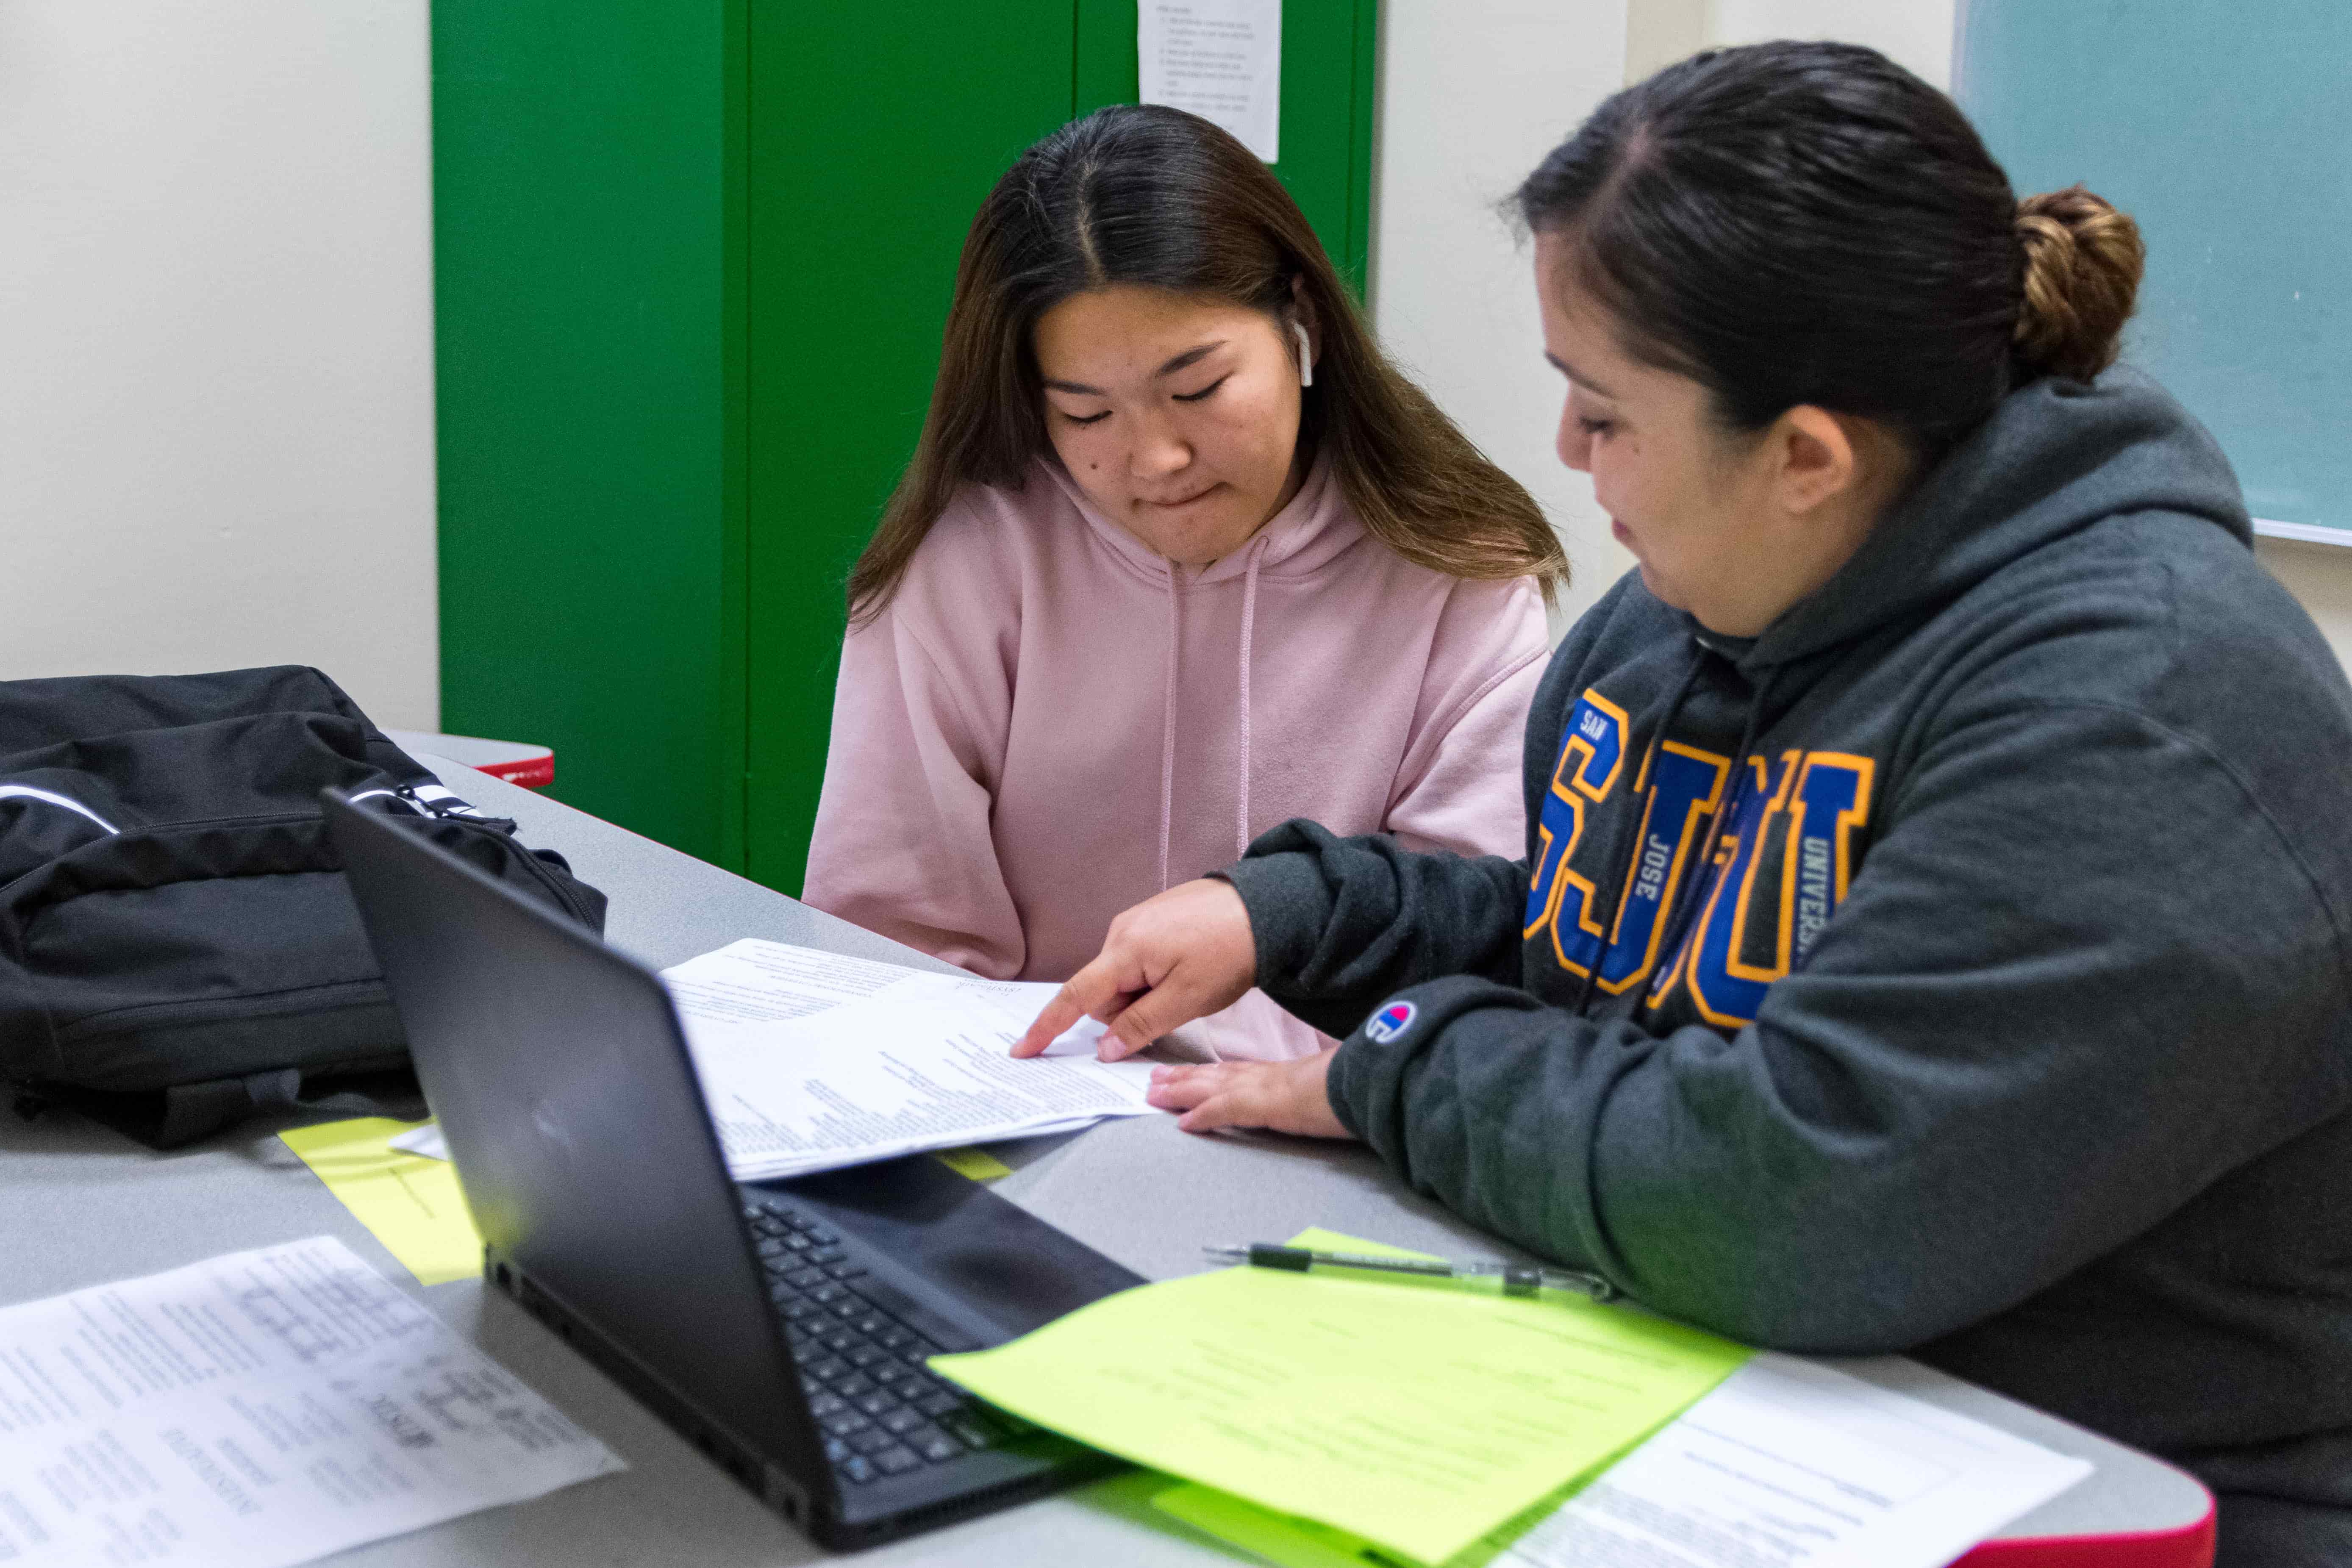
[1204, 1242, 1618, 1302]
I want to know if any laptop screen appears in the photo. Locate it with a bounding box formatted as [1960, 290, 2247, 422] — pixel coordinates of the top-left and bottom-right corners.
[326, 793, 813, 1469]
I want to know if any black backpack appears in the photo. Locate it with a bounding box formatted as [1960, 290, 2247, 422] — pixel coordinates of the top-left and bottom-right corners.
[0, 666, 605, 1146]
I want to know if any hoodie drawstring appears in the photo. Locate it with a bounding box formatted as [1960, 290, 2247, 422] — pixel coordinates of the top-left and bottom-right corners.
[1571, 648, 1781, 1019]
[1156, 536, 1271, 891]
[1573, 649, 1707, 1016]
[1157, 566, 1186, 892]
[1640, 658, 1779, 1016]
[1234, 537, 1266, 860]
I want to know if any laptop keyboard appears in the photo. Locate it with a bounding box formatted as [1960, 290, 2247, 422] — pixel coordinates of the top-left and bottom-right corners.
[742, 1198, 1033, 1487]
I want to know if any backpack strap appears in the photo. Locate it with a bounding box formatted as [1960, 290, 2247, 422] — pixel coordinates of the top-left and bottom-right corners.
[25, 1064, 427, 1149]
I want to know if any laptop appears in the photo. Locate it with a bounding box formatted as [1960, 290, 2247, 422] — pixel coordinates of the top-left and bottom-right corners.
[322, 788, 1142, 1550]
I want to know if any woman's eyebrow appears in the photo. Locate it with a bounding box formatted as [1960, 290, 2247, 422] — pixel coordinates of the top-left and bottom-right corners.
[1155, 341, 1225, 377]
[1042, 340, 1229, 397]
[1545, 352, 1616, 399]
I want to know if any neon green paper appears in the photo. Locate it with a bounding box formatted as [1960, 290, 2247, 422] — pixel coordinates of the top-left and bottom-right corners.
[280, 1117, 483, 1286]
[933, 1147, 1013, 1182]
[1149, 1233, 1640, 1568]
[931, 1226, 1749, 1566]
[1155, 1482, 1384, 1568]
[1155, 1472, 1600, 1568]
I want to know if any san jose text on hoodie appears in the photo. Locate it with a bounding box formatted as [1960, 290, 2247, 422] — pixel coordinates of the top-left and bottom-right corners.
[805, 455, 1548, 1061]
[1222, 372, 2352, 1563]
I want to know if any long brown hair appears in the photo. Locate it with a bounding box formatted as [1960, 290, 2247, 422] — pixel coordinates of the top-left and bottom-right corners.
[847, 104, 1564, 626]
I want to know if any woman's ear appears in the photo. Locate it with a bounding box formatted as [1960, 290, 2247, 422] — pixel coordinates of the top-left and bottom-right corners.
[1770, 405, 1861, 516]
[1287, 274, 1321, 374]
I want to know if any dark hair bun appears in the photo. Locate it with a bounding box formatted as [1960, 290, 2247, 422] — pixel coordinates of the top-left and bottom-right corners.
[2013, 185, 2144, 384]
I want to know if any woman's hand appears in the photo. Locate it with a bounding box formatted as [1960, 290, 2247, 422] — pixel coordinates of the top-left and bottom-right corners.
[1013, 878, 1258, 1061]
[1146, 1049, 1353, 1138]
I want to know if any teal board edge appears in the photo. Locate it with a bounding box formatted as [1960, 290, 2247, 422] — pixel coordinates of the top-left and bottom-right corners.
[1958, 0, 2352, 533]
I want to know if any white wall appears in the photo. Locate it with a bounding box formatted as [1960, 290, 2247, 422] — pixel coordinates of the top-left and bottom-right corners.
[1626, 0, 1949, 84]
[6, 2, 2345, 720]
[1370, 0, 1638, 637]
[0, 2, 439, 729]
[2255, 537, 2352, 670]
[1703, 0, 1951, 85]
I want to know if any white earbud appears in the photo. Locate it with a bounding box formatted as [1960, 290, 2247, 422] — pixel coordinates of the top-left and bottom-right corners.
[1293, 321, 1315, 388]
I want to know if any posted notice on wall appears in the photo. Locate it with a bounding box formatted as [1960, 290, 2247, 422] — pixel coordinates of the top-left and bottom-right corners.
[0, 1238, 622, 1567]
[1139, 0, 1282, 163]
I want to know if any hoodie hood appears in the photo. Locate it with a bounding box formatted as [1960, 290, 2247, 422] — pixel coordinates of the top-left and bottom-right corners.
[1552, 369, 2263, 1016]
[1041, 451, 1365, 888]
[1741, 367, 2253, 674]
[1593, 372, 2259, 1005]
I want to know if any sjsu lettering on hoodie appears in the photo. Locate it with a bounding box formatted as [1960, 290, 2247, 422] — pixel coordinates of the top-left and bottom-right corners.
[1524, 688, 1875, 1027]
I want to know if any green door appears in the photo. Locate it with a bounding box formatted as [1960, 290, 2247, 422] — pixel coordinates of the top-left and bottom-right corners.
[436, 2, 1377, 893]
[435, 0, 745, 868]
[741, 3, 1080, 895]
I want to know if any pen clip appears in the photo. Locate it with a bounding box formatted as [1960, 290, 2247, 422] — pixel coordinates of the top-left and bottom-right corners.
[1203, 1243, 1317, 1272]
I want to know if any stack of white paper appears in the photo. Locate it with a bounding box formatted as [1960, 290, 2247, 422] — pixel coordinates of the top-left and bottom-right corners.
[661, 940, 1159, 1182]
[391, 940, 1157, 1179]
[1492, 1352, 2094, 1568]
[0, 1238, 621, 1568]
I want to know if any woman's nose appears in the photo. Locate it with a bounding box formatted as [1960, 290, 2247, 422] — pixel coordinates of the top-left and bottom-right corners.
[1131, 418, 1191, 479]
[1557, 408, 1592, 472]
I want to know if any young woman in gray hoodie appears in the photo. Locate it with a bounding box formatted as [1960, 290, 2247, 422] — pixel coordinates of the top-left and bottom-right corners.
[1019, 41, 2352, 1568]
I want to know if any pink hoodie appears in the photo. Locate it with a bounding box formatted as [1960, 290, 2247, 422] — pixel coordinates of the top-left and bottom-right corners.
[803, 455, 1548, 1060]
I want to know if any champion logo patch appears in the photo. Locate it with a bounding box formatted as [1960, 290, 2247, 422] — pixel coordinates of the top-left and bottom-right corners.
[1365, 999, 1416, 1044]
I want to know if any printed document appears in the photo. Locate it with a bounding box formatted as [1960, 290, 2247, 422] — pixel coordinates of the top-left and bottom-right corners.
[1139, 0, 1281, 161]
[392, 939, 1144, 1179]
[659, 939, 929, 1023]
[662, 940, 1156, 1182]
[0, 1238, 621, 1568]
[1486, 1352, 2094, 1568]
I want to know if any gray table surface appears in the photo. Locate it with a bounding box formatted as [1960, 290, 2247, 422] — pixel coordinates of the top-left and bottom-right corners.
[0, 759, 2210, 1564]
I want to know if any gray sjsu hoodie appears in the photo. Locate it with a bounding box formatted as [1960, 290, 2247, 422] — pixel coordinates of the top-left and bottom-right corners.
[1222, 370, 2352, 1563]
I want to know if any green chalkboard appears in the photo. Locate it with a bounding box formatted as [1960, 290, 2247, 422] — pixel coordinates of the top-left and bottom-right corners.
[1958, 0, 2352, 536]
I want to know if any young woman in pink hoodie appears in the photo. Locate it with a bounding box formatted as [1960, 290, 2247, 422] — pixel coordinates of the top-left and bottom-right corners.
[803, 105, 1563, 1060]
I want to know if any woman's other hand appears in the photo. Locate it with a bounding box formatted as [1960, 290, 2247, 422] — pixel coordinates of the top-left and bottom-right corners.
[1146, 1049, 1352, 1138]
[1013, 878, 1257, 1060]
